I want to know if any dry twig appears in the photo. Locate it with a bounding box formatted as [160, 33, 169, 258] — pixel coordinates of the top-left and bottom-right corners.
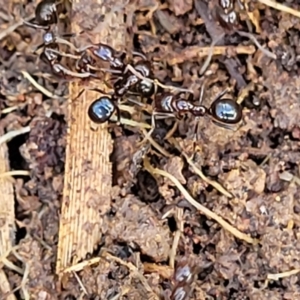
[257, 0, 300, 18]
[143, 156, 258, 244]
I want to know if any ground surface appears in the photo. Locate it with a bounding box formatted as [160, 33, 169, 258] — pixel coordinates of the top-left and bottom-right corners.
[1, 0, 300, 299]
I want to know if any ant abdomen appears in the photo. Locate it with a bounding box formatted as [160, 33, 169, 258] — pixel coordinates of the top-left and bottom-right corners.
[209, 98, 242, 124]
[135, 80, 155, 97]
[133, 60, 155, 97]
[35, 0, 58, 26]
[88, 97, 116, 124]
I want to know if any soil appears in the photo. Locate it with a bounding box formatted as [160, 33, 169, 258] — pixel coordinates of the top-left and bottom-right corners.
[1, 0, 300, 299]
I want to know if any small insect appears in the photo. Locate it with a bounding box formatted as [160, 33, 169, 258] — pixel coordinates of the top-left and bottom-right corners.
[88, 96, 120, 124]
[143, 87, 243, 140]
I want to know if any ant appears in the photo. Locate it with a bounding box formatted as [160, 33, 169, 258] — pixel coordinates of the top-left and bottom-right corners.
[24, 0, 77, 55]
[144, 86, 243, 139]
[85, 42, 126, 71]
[40, 46, 99, 80]
[86, 59, 154, 125]
[81, 43, 193, 96]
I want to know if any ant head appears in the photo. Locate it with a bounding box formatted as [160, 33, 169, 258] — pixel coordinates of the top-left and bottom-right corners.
[43, 31, 55, 44]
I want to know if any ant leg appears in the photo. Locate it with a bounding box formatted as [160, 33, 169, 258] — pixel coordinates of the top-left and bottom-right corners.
[23, 20, 49, 30]
[211, 88, 228, 103]
[141, 111, 176, 143]
[211, 119, 240, 131]
[132, 51, 147, 60]
[139, 111, 157, 145]
[88, 88, 112, 96]
[33, 43, 45, 54]
[60, 33, 76, 39]
[153, 79, 194, 94]
[71, 88, 85, 104]
[198, 83, 206, 105]
[125, 97, 145, 107]
[115, 104, 121, 126]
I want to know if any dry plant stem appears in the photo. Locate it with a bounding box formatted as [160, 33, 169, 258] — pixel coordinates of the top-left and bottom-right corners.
[167, 45, 255, 65]
[237, 31, 277, 59]
[165, 121, 178, 140]
[257, 0, 300, 18]
[267, 269, 300, 280]
[236, 82, 255, 105]
[143, 157, 258, 244]
[102, 252, 159, 300]
[0, 127, 19, 300]
[1, 105, 22, 114]
[62, 257, 103, 273]
[0, 127, 31, 146]
[1, 257, 23, 275]
[169, 209, 183, 269]
[21, 71, 63, 100]
[140, 128, 172, 157]
[0, 15, 34, 41]
[0, 170, 30, 179]
[177, 145, 232, 198]
[199, 33, 225, 75]
[110, 115, 151, 129]
[73, 271, 88, 295]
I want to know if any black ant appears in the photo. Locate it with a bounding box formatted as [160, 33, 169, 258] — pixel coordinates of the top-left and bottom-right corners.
[144, 87, 243, 139]
[86, 86, 126, 124]
[24, 0, 77, 55]
[40, 47, 99, 80]
[81, 43, 192, 96]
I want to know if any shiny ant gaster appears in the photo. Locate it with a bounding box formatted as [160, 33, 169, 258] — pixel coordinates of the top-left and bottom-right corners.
[24, 0, 59, 30]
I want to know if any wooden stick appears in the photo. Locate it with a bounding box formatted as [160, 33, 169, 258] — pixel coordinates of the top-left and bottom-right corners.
[0, 126, 16, 299]
[56, 0, 127, 274]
